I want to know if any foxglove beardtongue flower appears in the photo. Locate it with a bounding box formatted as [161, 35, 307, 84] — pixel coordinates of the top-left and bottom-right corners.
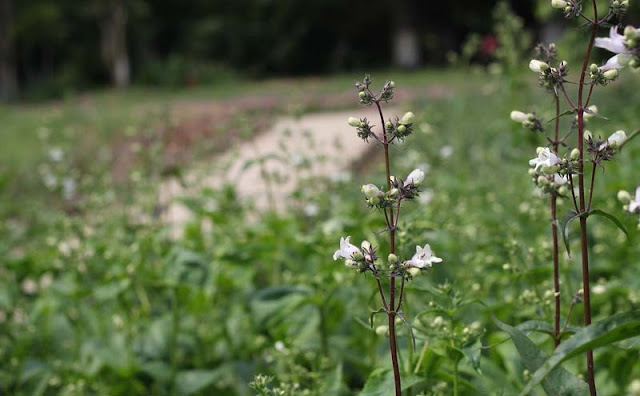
[595, 27, 630, 55]
[399, 111, 415, 125]
[529, 60, 550, 73]
[599, 130, 627, 150]
[529, 147, 561, 170]
[551, 0, 568, 9]
[404, 168, 425, 187]
[333, 236, 360, 260]
[404, 244, 442, 269]
[348, 117, 361, 127]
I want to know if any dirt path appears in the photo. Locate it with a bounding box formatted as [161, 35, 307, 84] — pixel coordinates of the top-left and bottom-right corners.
[159, 105, 403, 231]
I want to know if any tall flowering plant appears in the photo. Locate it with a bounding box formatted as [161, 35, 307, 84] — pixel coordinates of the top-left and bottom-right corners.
[509, 1, 639, 394]
[334, 75, 442, 396]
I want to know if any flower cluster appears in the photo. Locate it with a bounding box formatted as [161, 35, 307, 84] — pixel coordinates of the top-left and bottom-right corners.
[510, 111, 544, 132]
[348, 117, 375, 141]
[333, 237, 442, 278]
[529, 59, 568, 90]
[360, 168, 424, 208]
[551, 0, 582, 18]
[586, 130, 627, 164]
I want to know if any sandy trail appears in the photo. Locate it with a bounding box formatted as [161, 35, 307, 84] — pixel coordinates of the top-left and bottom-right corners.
[159, 105, 402, 230]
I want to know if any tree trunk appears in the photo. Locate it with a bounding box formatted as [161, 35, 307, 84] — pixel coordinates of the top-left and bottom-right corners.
[391, 0, 421, 69]
[100, 1, 130, 89]
[0, 0, 18, 101]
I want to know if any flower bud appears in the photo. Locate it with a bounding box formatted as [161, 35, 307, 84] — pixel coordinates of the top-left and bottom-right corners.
[529, 60, 550, 73]
[359, 91, 366, 99]
[388, 253, 398, 264]
[385, 121, 393, 129]
[551, 0, 568, 9]
[590, 63, 599, 73]
[348, 117, 361, 127]
[389, 176, 396, 184]
[367, 196, 381, 206]
[361, 240, 372, 251]
[603, 69, 619, 80]
[624, 25, 636, 38]
[510, 111, 528, 123]
[388, 81, 395, 88]
[400, 111, 415, 125]
[542, 165, 560, 174]
[361, 183, 383, 198]
[618, 190, 632, 203]
[528, 168, 537, 176]
[408, 267, 421, 277]
[537, 176, 549, 186]
[345, 259, 357, 267]
[570, 148, 580, 160]
[375, 325, 389, 336]
[387, 188, 399, 198]
[536, 146, 545, 155]
[584, 130, 593, 141]
[397, 125, 407, 134]
[557, 186, 569, 196]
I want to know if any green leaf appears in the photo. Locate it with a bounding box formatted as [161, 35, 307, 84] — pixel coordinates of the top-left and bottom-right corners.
[493, 317, 589, 396]
[359, 368, 425, 396]
[558, 210, 582, 257]
[521, 311, 640, 395]
[589, 209, 629, 240]
[547, 109, 575, 123]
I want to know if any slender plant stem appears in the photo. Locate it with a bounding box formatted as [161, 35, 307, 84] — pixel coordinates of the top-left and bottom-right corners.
[576, 2, 599, 393]
[551, 94, 561, 348]
[560, 83, 577, 110]
[375, 100, 402, 396]
[587, 162, 597, 211]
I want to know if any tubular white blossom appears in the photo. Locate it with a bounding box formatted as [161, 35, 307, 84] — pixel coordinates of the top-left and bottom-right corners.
[529, 148, 561, 170]
[404, 244, 442, 269]
[529, 60, 550, 73]
[361, 184, 384, 198]
[404, 168, 425, 187]
[595, 27, 629, 54]
[333, 236, 360, 260]
[599, 130, 627, 150]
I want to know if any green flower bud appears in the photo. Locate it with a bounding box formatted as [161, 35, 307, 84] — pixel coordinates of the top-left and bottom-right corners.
[400, 111, 415, 125]
[348, 117, 361, 127]
[528, 168, 537, 176]
[557, 186, 569, 196]
[408, 267, 421, 277]
[361, 240, 372, 251]
[621, 0, 629, 7]
[385, 121, 393, 129]
[397, 125, 407, 134]
[352, 251, 364, 261]
[536, 146, 545, 155]
[529, 60, 550, 73]
[345, 259, 357, 267]
[570, 148, 580, 160]
[604, 69, 619, 80]
[368, 196, 381, 206]
[542, 165, 560, 174]
[624, 25, 636, 38]
[388, 81, 395, 88]
[584, 130, 593, 141]
[387, 188, 399, 198]
[613, 0, 620, 7]
[590, 63, 599, 73]
[537, 176, 549, 186]
[388, 253, 398, 264]
[618, 190, 632, 203]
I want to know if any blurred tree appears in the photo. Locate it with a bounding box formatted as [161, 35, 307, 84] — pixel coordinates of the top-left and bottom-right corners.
[94, 0, 130, 89]
[0, 0, 18, 101]
[391, 0, 421, 69]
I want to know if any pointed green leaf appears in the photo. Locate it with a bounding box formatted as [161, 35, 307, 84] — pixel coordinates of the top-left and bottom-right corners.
[558, 210, 580, 257]
[589, 209, 629, 240]
[493, 317, 590, 396]
[547, 109, 575, 123]
[521, 311, 640, 395]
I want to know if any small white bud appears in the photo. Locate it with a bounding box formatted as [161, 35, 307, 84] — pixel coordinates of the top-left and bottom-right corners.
[361, 183, 384, 198]
[388, 254, 398, 264]
[529, 60, 550, 73]
[348, 117, 361, 127]
[603, 69, 619, 80]
[584, 130, 593, 141]
[375, 325, 389, 336]
[570, 148, 580, 160]
[558, 186, 569, 196]
[400, 111, 415, 125]
[408, 267, 421, 277]
[536, 146, 545, 155]
[397, 125, 407, 134]
[361, 240, 372, 251]
[510, 111, 529, 123]
[618, 190, 632, 203]
[551, 0, 569, 9]
[359, 91, 366, 99]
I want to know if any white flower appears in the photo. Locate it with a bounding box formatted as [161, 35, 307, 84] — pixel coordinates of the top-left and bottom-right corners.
[361, 183, 384, 198]
[440, 145, 454, 159]
[404, 168, 425, 187]
[405, 244, 442, 269]
[348, 117, 361, 127]
[48, 147, 64, 162]
[333, 236, 360, 260]
[600, 54, 631, 71]
[595, 27, 629, 55]
[529, 148, 561, 170]
[553, 174, 568, 185]
[529, 60, 550, 73]
[510, 111, 529, 123]
[629, 186, 640, 213]
[599, 130, 627, 150]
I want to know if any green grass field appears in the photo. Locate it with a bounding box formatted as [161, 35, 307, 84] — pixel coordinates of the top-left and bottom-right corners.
[1, 67, 639, 395]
